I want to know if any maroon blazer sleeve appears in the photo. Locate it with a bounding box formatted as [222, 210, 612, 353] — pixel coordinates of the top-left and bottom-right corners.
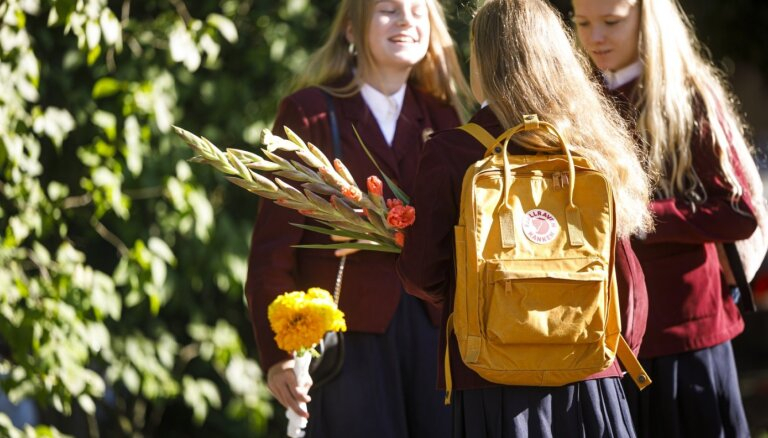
[245, 96, 309, 371]
[396, 134, 464, 305]
[614, 238, 648, 355]
[643, 116, 757, 244]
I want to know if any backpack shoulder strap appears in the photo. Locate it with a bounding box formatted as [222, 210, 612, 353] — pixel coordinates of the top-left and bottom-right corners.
[459, 123, 499, 152]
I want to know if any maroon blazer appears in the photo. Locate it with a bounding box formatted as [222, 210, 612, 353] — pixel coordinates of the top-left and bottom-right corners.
[396, 106, 648, 390]
[245, 84, 461, 371]
[608, 79, 758, 358]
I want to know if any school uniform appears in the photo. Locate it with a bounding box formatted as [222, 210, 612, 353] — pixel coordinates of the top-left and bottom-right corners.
[396, 105, 647, 437]
[606, 74, 757, 437]
[245, 82, 460, 438]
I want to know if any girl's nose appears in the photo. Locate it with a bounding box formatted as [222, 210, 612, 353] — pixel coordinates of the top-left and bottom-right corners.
[590, 25, 605, 43]
[398, 8, 415, 26]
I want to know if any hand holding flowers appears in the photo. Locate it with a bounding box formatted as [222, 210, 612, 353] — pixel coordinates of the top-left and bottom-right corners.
[267, 288, 346, 437]
[173, 123, 414, 435]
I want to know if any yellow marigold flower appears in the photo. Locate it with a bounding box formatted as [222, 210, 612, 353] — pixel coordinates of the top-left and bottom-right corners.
[268, 288, 346, 354]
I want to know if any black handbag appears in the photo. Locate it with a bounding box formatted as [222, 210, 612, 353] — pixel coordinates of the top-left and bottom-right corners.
[308, 92, 346, 388]
[310, 327, 345, 387]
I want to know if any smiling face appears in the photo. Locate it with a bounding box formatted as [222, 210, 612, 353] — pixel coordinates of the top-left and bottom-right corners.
[364, 0, 430, 73]
[571, 0, 640, 72]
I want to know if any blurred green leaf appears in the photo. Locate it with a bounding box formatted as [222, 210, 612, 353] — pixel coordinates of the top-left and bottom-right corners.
[92, 77, 121, 99]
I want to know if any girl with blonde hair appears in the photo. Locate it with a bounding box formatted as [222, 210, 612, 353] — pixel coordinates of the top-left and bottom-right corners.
[397, 0, 652, 435]
[571, 0, 759, 435]
[245, 1, 470, 436]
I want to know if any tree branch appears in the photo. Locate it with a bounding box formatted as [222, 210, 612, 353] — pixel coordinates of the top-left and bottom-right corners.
[120, 0, 131, 26]
[62, 193, 93, 209]
[91, 218, 130, 257]
[124, 186, 164, 200]
[168, 0, 192, 25]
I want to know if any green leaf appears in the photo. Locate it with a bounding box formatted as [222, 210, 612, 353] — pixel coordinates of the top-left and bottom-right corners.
[351, 125, 410, 204]
[92, 77, 121, 98]
[100, 9, 121, 45]
[77, 394, 96, 416]
[293, 242, 400, 253]
[92, 110, 117, 141]
[85, 20, 101, 49]
[87, 44, 101, 66]
[122, 366, 140, 394]
[289, 223, 375, 241]
[207, 13, 238, 43]
[148, 237, 176, 265]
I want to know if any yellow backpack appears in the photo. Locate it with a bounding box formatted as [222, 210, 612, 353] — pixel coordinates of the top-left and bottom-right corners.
[445, 115, 650, 403]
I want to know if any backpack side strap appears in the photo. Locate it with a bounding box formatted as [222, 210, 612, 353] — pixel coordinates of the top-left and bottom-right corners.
[444, 313, 455, 405]
[616, 335, 652, 390]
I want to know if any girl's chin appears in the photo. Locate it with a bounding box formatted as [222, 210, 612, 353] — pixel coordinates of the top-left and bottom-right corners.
[376, 56, 425, 69]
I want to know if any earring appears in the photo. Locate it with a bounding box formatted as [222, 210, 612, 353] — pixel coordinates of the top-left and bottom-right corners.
[348, 42, 357, 56]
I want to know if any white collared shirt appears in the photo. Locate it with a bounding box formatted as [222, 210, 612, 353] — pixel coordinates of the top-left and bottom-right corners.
[602, 60, 643, 90]
[360, 83, 406, 146]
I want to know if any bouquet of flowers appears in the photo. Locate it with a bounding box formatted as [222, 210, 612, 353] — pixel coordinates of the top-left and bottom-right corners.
[173, 125, 416, 253]
[267, 287, 347, 437]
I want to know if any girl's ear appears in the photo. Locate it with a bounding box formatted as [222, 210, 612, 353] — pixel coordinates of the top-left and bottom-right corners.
[345, 23, 354, 45]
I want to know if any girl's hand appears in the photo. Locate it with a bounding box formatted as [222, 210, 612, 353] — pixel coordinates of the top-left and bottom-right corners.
[330, 234, 377, 257]
[331, 208, 376, 256]
[266, 359, 312, 418]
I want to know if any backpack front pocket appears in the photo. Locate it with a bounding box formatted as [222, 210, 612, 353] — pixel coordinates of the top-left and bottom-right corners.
[484, 259, 607, 345]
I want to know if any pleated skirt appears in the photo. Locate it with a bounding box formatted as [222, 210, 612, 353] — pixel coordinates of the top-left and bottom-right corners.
[453, 377, 635, 438]
[622, 340, 750, 438]
[304, 291, 451, 438]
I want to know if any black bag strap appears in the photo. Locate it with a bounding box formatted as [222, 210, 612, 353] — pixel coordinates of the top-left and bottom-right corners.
[324, 91, 343, 160]
[724, 242, 757, 313]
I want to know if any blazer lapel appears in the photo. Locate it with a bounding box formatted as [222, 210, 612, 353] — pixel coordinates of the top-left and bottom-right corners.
[391, 86, 428, 161]
[339, 92, 401, 181]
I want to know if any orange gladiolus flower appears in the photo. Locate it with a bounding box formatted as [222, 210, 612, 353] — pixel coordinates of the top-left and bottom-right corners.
[386, 198, 403, 209]
[341, 185, 363, 203]
[367, 176, 383, 197]
[387, 203, 415, 229]
[394, 231, 405, 247]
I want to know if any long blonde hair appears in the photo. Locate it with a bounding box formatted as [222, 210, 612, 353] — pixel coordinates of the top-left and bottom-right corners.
[293, 0, 471, 115]
[635, 0, 750, 204]
[472, 0, 653, 237]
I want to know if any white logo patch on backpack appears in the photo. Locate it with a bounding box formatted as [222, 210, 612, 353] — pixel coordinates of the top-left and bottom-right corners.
[522, 209, 559, 244]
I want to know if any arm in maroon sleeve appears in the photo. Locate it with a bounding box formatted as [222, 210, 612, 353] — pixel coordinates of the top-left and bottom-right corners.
[244, 97, 309, 371]
[614, 238, 647, 355]
[397, 134, 464, 306]
[643, 117, 757, 245]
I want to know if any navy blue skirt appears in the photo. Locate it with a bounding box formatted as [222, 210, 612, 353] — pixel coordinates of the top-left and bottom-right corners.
[453, 377, 635, 438]
[304, 291, 450, 438]
[622, 340, 750, 438]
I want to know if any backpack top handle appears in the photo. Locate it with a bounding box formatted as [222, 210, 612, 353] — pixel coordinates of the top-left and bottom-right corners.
[460, 114, 585, 247]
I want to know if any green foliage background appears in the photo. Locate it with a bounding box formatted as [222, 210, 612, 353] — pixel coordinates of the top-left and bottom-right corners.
[0, 0, 353, 436]
[1, 0, 766, 437]
[0, 0, 471, 436]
